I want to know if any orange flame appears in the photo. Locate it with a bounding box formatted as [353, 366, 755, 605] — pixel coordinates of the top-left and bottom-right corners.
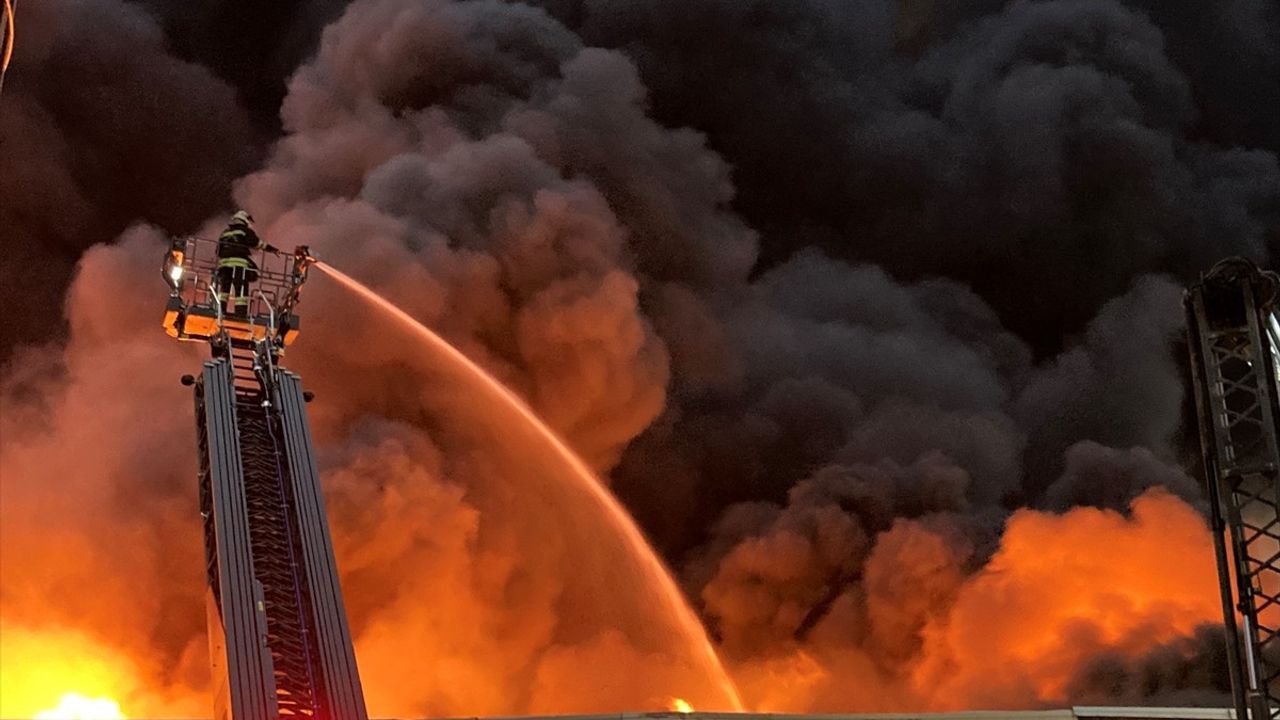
[0, 625, 130, 719]
[915, 489, 1220, 707]
[35, 693, 126, 720]
[0, 241, 1230, 716]
[0, 623, 199, 719]
[728, 489, 1222, 711]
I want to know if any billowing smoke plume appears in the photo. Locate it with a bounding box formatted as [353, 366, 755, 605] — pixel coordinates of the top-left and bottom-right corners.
[527, 0, 1280, 346]
[0, 0, 255, 351]
[3, 0, 1276, 716]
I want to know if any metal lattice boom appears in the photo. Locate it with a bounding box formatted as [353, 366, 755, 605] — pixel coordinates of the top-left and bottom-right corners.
[172, 235, 366, 720]
[1187, 258, 1280, 720]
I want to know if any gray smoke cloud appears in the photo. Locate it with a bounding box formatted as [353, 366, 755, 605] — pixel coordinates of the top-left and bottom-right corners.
[0, 0, 1271, 715]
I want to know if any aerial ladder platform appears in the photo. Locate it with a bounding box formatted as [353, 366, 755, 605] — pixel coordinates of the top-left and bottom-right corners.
[1187, 258, 1280, 720]
[162, 237, 368, 720]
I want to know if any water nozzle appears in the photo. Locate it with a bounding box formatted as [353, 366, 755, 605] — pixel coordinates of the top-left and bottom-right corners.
[295, 245, 319, 265]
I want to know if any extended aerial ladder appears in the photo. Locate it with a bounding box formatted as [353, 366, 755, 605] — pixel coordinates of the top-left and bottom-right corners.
[1187, 258, 1280, 720]
[162, 237, 368, 720]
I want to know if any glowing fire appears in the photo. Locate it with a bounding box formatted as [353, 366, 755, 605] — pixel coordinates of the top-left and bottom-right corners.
[0, 625, 127, 719]
[0, 262, 1234, 716]
[912, 489, 1221, 706]
[0, 623, 198, 719]
[34, 693, 126, 720]
[669, 697, 694, 713]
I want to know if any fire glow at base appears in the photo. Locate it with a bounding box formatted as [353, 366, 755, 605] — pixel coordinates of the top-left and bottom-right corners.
[34, 694, 126, 720]
[0, 623, 160, 719]
[2, 250, 1244, 717]
[3, 238, 1272, 717]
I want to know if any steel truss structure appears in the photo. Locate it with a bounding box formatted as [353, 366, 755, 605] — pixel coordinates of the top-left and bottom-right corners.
[1187, 258, 1280, 720]
[167, 238, 367, 720]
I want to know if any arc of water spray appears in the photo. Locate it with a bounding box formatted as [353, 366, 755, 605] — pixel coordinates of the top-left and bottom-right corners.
[312, 261, 746, 712]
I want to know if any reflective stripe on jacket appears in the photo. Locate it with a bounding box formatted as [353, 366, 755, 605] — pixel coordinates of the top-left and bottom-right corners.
[217, 224, 263, 260]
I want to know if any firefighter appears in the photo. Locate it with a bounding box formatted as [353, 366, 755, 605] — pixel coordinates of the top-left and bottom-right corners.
[215, 210, 277, 316]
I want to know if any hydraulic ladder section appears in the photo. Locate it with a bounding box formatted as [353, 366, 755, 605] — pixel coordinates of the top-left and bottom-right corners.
[1187, 258, 1280, 720]
[170, 237, 367, 720]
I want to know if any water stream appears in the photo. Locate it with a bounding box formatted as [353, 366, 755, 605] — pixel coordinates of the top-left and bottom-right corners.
[314, 261, 745, 711]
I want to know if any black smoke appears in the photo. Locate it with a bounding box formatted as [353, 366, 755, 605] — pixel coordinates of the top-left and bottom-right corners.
[0, 0, 255, 350]
[529, 0, 1280, 348]
[1, 0, 1277, 713]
